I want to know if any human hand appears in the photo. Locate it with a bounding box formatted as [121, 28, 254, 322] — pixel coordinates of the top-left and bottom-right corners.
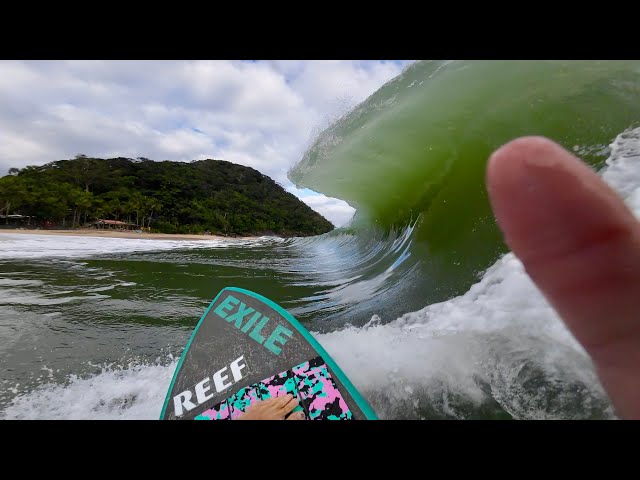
[486, 136, 640, 419]
[236, 394, 306, 420]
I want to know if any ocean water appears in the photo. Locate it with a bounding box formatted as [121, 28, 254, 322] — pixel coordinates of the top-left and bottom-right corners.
[2, 61, 640, 419]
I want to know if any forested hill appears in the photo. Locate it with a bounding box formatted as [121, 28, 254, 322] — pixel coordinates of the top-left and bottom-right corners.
[0, 155, 335, 236]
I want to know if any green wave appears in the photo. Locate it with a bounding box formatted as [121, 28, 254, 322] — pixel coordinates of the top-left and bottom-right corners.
[290, 61, 640, 298]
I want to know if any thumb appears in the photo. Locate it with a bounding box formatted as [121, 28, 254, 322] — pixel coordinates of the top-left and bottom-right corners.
[486, 136, 640, 419]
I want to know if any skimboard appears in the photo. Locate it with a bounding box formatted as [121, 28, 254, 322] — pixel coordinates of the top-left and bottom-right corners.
[160, 287, 377, 420]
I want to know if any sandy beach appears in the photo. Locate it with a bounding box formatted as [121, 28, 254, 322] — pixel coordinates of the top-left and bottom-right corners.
[0, 228, 260, 241]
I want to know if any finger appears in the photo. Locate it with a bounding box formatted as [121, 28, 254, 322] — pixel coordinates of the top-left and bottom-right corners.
[275, 394, 294, 408]
[263, 394, 294, 415]
[260, 396, 284, 407]
[277, 395, 299, 415]
[286, 411, 306, 420]
[486, 136, 640, 419]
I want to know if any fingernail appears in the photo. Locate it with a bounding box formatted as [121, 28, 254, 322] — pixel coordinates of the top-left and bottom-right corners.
[488, 136, 637, 270]
[487, 137, 587, 252]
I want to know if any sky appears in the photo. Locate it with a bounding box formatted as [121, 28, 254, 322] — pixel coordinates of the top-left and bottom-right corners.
[0, 60, 413, 226]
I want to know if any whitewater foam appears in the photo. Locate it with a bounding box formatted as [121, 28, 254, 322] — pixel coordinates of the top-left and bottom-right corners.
[2, 360, 177, 420]
[0, 233, 273, 260]
[3, 127, 639, 420]
[314, 127, 640, 419]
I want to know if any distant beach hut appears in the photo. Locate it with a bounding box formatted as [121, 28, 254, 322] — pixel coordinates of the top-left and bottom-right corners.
[0, 214, 33, 227]
[95, 219, 136, 231]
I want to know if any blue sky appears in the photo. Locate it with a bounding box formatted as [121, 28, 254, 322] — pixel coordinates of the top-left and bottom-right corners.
[0, 60, 413, 226]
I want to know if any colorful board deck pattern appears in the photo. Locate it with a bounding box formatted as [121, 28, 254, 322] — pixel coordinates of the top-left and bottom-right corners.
[160, 287, 377, 420]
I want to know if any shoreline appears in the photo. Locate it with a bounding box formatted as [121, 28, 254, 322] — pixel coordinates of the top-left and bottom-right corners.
[0, 228, 261, 242]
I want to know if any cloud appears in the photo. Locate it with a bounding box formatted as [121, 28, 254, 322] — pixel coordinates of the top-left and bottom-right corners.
[0, 60, 412, 220]
[299, 194, 356, 228]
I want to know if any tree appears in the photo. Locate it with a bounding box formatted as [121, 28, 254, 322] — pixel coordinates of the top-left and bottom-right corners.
[124, 191, 152, 226]
[69, 154, 107, 193]
[0, 176, 26, 223]
[71, 190, 93, 227]
[143, 197, 162, 229]
[0, 155, 334, 235]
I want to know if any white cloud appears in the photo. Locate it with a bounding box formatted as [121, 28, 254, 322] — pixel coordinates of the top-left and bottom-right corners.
[300, 194, 356, 228]
[0, 60, 412, 222]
